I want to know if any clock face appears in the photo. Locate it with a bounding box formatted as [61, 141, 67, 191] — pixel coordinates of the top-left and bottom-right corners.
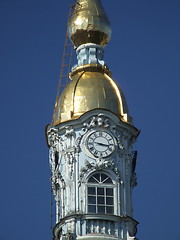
[87, 131, 115, 157]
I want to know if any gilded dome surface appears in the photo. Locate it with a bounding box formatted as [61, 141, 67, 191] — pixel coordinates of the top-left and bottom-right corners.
[68, 0, 112, 47]
[53, 66, 130, 124]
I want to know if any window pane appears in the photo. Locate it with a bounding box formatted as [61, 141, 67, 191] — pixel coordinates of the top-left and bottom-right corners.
[88, 176, 98, 183]
[88, 196, 96, 204]
[88, 187, 95, 195]
[106, 197, 114, 205]
[97, 196, 105, 204]
[97, 188, 104, 195]
[104, 177, 113, 184]
[98, 206, 105, 213]
[101, 173, 109, 182]
[106, 188, 113, 196]
[106, 206, 114, 214]
[88, 205, 96, 213]
[93, 173, 100, 182]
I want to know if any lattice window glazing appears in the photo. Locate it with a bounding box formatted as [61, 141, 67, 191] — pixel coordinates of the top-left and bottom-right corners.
[87, 173, 114, 214]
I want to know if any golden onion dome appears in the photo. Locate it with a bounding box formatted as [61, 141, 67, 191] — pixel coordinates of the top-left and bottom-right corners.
[53, 65, 131, 125]
[68, 0, 112, 48]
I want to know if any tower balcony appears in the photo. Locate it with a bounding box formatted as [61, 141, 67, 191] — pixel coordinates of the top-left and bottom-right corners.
[53, 213, 138, 240]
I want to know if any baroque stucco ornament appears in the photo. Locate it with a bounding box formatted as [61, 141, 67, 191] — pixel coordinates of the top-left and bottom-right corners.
[79, 158, 122, 184]
[83, 114, 110, 130]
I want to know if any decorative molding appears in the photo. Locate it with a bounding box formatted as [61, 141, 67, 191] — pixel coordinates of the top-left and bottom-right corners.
[79, 158, 121, 183]
[117, 135, 125, 157]
[117, 135, 124, 150]
[51, 170, 65, 195]
[48, 127, 61, 149]
[75, 134, 84, 153]
[49, 147, 55, 172]
[62, 232, 75, 240]
[66, 152, 75, 165]
[75, 43, 106, 68]
[65, 152, 75, 178]
[83, 114, 110, 130]
[65, 126, 75, 138]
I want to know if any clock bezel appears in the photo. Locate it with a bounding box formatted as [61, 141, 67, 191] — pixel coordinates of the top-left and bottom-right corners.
[86, 130, 115, 158]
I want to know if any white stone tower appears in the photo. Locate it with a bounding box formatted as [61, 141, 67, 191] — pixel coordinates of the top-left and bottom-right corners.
[46, 0, 140, 239]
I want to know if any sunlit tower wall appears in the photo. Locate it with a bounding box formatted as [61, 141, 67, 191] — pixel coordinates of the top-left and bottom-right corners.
[46, 0, 140, 239]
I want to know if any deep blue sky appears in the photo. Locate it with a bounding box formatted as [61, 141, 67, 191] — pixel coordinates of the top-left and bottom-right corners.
[0, 0, 180, 239]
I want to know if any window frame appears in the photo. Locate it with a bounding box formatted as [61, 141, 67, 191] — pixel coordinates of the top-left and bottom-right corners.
[86, 172, 116, 215]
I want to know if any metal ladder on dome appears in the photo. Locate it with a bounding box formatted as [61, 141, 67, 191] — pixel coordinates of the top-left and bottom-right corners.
[50, 1, 78, 231]
[51, 2, 77, 124]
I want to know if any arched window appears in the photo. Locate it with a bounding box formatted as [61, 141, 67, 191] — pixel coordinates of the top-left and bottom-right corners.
[87, 173, 114, 214]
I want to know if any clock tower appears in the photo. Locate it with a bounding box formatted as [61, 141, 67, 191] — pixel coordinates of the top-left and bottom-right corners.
[46, 0, 140, 239]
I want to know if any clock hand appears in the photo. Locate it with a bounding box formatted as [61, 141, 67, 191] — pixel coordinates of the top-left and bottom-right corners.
[94, 142, 109, 147]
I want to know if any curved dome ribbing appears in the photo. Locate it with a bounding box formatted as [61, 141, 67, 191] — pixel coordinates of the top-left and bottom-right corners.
[53, 66, 130, 124]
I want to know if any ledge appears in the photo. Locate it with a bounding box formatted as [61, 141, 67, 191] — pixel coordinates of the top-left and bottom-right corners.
[77, 234, 122, 240]
[70, 63, 112, 78]
[53, 213, 138, 238]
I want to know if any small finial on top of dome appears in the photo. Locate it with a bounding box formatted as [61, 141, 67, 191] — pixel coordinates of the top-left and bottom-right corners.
[68, 0, 112, 48]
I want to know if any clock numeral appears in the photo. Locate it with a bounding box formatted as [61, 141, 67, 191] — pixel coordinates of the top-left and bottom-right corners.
[103, 152, 107, 157]
[94, 151, 98, 156]
[102, 132, 106, 137]
[88, 145, 93, 149]
[90, 136, 94, 140]
[96, 152, 101, 157]
[109, 147, 113, 151]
